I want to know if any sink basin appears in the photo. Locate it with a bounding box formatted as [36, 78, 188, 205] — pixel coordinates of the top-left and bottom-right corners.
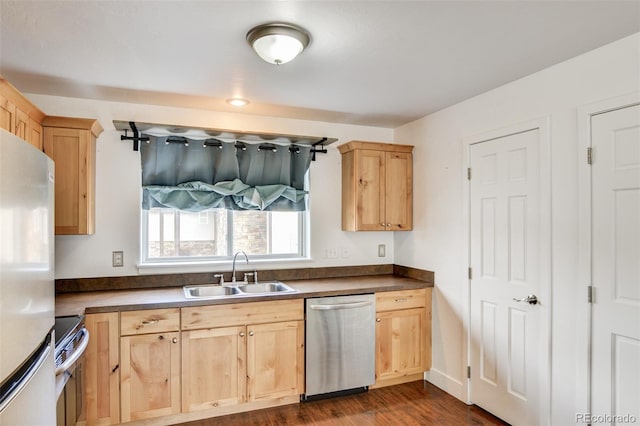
[183, 284, 243, 299]
[183, 281, 297, 299]
[236, 282, 296, 294]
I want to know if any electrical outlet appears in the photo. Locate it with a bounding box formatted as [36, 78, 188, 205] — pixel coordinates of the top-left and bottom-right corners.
[327, 248, 338, 258]
[112, 251, 124, 267]
[378, 244, 386, 257]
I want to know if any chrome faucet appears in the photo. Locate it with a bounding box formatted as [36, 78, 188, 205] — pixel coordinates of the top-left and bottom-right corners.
[231, 250, 249, 283]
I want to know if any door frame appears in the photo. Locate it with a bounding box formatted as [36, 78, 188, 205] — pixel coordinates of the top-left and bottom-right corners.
[461, 117, 551, 424]
[576, 92, 640, 418]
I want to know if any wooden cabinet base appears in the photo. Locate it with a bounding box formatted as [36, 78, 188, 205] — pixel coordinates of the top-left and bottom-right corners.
[119, 395, 299, 426]
[369, 372, 425, 389]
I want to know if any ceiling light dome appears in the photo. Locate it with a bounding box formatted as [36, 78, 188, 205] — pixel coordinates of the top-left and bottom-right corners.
[246, 23, 310, 65]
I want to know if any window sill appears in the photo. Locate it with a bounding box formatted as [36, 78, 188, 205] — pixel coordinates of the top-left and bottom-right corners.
[137, 256, 314, 275]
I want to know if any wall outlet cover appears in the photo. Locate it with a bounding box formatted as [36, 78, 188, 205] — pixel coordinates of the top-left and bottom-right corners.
[112, 251, 124, 267]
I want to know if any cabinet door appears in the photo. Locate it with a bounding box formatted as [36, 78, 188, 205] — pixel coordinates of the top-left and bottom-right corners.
[182, 326, 246, 412]
[14, 107, 28, 141]
[121, 332, 180, 422]
[355, 150, 386, 231]
[385, 152, 412, 230]
[246, 321, 304, 401]
[43, 127, 95, 235]
[84, 313, 120, 425]
[0, 94, 16, 134]
[28, 118, 43, 151]
[375, 307, 426, 381]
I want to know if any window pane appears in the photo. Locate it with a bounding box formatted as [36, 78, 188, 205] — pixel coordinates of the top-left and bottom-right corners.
[270, 212, 300, 254]
[232, 210, 269, 255]
[144, 208, 303, 261]
[177, 210, 227, 257]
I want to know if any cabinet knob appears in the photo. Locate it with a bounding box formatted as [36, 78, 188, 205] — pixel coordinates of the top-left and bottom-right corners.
[239, 332, 245, 337]
[172, 338, 178, 344]
[249, 331, 254, 336]
[376, 318, 381, 322]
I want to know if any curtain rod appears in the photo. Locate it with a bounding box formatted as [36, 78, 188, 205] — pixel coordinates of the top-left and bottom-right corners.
[115, 120, 336, 159]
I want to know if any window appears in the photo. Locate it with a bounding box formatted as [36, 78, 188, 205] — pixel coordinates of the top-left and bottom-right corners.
[142, 208, 305, 263]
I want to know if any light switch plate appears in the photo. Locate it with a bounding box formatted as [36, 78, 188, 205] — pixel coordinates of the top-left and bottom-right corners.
[112, 251, 124, 267]
[378, 244, 386, 257]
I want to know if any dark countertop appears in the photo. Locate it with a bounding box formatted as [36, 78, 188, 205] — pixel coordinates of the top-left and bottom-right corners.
[55, 275, 432, 316]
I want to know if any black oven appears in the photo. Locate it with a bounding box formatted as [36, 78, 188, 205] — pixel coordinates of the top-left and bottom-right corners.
[54, 315, 89, 426]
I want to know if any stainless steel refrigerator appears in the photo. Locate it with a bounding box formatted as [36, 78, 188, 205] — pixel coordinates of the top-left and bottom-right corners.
[0, 129, 56, 424]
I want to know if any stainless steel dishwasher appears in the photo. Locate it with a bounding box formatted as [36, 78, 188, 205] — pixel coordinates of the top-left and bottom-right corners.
[304, 293, 375, 400]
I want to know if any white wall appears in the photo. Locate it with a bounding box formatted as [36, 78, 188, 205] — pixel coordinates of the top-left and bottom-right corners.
[27, 95, 395, 279]
[393, 33, 640, 424]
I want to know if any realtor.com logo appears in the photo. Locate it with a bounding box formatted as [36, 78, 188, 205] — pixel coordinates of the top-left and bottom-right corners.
[576, 413, 638, 424]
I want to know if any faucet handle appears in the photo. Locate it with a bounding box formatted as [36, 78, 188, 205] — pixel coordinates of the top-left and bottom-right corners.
[213, 273, 224, 285]
[243, 272, 253, 283]
[253, 270, 258, 284]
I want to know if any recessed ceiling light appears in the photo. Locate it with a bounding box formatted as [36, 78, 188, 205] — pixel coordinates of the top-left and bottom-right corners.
[246, 22, 310, 65]
[227, 98, 250, 107]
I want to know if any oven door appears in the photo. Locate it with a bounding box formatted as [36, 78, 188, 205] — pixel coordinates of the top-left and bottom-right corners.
[56, 328, 89, 426]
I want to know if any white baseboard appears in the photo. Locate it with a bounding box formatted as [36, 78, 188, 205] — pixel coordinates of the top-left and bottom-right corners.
[424, 367, 467, 403]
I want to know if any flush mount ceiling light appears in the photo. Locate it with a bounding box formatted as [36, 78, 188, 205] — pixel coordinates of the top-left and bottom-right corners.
[226, 98, 250, 107]
[246, 22, 310, 65]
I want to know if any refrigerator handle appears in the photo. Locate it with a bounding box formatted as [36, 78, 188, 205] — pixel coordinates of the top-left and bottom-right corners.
[55, 328, 89, 376]
[0, 335, 52, 412]
[308, 301, 373, 310]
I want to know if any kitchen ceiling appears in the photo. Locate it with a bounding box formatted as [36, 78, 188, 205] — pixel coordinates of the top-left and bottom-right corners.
[1, 1, 638, 128]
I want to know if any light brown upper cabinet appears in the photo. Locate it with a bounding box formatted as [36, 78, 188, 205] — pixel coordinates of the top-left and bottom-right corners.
[0, 77, 46, 150]
[43, 116, 103, 235]
[338, 141, 414, 231]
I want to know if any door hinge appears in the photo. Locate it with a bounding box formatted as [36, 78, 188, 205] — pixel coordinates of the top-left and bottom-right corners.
[467, 167, 471, 180]
[467, 366, 471, 379]
[588, 285, 594, 304]
[587, 147, 593, 165]
[468, 267, 472, 280]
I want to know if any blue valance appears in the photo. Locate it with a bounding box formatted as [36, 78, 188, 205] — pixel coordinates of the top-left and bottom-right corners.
[140, 136, 312, 211]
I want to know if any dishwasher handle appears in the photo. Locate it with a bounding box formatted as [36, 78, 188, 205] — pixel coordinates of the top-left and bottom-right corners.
[308, 300, 373, 311]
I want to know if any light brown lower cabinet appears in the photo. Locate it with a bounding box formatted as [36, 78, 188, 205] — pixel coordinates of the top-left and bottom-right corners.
[120, 332, 181, 422]
[246, 321, 304, 402]
[79, 291, 430, 424]
[181, 326, 246, 412]
[374, 288, 432, 387]
[83, 312, 120, 425]
[181, 317, 304, 413]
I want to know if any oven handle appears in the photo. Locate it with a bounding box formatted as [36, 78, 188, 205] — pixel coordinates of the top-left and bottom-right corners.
[55, 328, 89, 376]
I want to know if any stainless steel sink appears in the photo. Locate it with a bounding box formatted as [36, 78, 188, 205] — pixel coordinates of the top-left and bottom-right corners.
[183, 281, 296, 299]
[235, 282, 296, 294]
[183, 284, 243, 299]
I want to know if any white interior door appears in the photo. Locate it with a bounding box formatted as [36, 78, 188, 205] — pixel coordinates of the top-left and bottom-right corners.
[469, 129, 542, 425]
[591, 104, 640, 422]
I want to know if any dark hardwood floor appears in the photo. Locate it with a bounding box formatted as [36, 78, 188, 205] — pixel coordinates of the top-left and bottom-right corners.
[181, 380, 509, 425]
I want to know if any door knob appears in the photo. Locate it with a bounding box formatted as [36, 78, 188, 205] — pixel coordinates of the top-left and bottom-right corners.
[513, 294, 538, 305]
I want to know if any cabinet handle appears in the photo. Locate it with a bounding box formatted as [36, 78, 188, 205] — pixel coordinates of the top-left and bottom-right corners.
[249, 331, 254, 336]
[395, 298, 408, 303]
[172, 337, 178, 344]
[239, 332, 245, 337]
[376, 318, 381, 322]
[141, 319, 159, 325]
